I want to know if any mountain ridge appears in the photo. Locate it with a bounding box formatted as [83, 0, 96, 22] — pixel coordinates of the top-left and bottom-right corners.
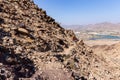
[0, 0, 93, 80]
[64, 22, 120, 31]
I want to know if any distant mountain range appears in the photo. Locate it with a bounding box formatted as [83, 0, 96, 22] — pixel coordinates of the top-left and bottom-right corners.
[62, 22, 120, 31]
[62, 25, 85, 30]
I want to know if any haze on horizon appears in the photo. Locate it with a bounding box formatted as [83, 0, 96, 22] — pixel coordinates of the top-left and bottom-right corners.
[34, 0, 120, 25]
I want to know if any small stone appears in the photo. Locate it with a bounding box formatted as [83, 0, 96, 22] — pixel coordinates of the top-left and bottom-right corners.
[17, 28, 29, 34]
[15, 46, 22, 53]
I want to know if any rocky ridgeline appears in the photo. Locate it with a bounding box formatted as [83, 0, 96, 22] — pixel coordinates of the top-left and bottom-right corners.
[0, 0, 94, 80]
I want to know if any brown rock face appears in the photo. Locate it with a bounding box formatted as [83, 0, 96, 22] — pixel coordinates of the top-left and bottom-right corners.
[0, 0, 94, 80]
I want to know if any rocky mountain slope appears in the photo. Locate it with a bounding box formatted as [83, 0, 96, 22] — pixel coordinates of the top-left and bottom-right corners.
[0, 0, 120, 80]
[0, 0, 94, 80]
[91, 42, 120, 80]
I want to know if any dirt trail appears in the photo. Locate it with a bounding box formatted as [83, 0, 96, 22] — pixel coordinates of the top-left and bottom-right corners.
[1, 0, 120, 79]
[0, 0, 93, 79]
[63, 45, 75, 55]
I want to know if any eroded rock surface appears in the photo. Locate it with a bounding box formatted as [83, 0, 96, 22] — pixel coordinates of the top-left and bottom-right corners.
[0, 0, 108, 80]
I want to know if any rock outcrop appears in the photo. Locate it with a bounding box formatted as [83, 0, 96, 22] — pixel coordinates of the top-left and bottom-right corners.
[0, 0, 95, 80]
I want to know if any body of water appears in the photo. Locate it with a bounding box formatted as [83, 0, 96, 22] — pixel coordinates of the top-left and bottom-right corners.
[89, 35, 120, 40]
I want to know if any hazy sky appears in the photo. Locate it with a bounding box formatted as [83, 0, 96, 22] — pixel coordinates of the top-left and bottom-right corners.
[33, 0, 120, 25]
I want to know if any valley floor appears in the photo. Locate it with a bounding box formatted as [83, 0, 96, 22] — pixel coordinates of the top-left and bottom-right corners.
[84, 39, 120, 46]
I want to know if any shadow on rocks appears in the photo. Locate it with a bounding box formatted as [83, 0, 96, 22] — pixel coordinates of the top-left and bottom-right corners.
[0, 18, 4, 24]
[0, 46, 35, 80]
[0, 29, 11, 41]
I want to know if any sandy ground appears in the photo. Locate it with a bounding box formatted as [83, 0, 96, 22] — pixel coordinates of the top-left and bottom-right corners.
[84, 39, 120, 47]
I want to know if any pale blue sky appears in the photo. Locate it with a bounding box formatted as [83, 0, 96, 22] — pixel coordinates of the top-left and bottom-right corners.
[33, 0, 120, 25]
